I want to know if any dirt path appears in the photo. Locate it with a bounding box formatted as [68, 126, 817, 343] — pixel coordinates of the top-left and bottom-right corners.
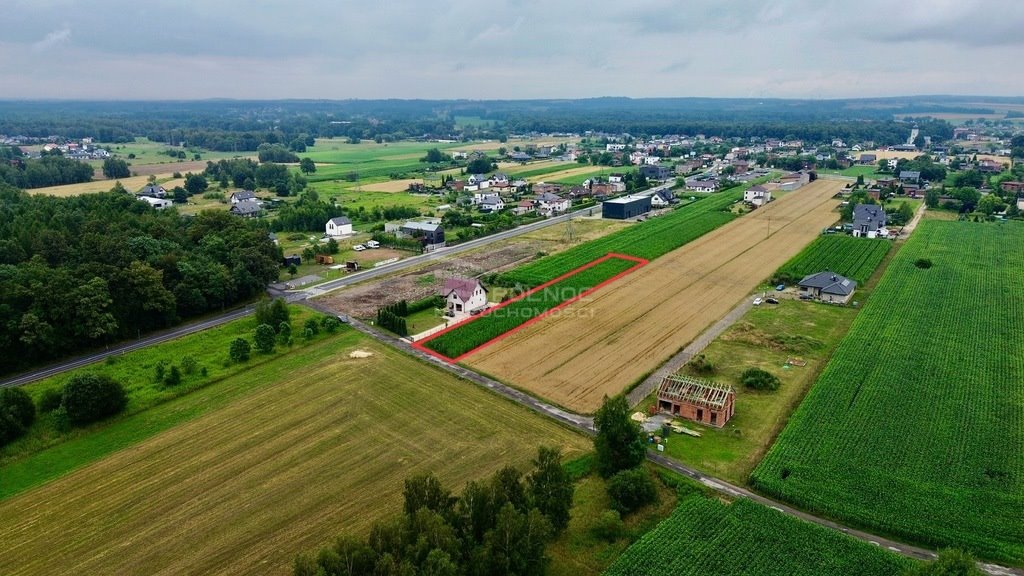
[466, 180, 846, 413]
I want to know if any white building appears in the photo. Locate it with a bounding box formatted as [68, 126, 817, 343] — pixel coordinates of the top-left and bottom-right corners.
[743, 185, 772, 206]
[325, 216, 353, 237]
[139, 196, 172, 210]
[441, 277, 488, 314]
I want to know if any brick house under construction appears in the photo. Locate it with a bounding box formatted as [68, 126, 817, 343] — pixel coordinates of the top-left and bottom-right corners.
[657, 374, 736, 428]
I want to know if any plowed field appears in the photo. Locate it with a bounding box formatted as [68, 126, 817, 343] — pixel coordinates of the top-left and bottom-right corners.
[467, 179, 845, 412]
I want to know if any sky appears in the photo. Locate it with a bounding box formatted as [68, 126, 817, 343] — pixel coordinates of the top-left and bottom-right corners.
[1, 0, 1022, 100]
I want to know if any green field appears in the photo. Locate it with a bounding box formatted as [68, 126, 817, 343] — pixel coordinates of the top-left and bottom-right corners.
[774, 235, 891, 284]
[0, 306, 328, 499]
[498, 187, 745, 286]
[752, 220, 1024, 564]
[651, 300, 860, 484]
[0, 329, 588, 575]
[423, 256, 638, 359]
[605, 494, 915, 576]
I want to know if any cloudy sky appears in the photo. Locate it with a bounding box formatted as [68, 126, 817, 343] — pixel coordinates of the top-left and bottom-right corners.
[1, 0, 1022, 100]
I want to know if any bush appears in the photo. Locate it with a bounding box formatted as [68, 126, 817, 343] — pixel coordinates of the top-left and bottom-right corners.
[278, 321, 292, 345]
[229, 338, 251, 362]
[37, 388, 64, 413]
[254, 324, 276, 354]
[164, 365, 182, 387]
[689, 353, 715, 375]
[741, 367, 781, 391]
[0, 387, 36, 445]
[320, 316, 340, 333]
[607, 467, 658, 515]
[914, 258, 933, 269]
[591, 509, 624, 541]
[303, 317, 321, 337]
[62, 373, 128, 426]
[180, 355, 198, 375]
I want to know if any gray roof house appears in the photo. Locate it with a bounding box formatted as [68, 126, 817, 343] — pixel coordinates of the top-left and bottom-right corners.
[899, 170, 921, 182]
[798, 271, 857, 304]
[230, 190, 257, 204]
[138, 184, 167, 198]
[229, 200, 261, 217]
[852, 204, 887, 238]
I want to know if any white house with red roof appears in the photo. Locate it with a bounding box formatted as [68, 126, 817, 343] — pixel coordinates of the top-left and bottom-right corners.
[441, 277, 488, 314]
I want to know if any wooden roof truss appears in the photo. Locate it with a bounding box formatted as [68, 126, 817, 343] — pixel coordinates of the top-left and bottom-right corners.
[657, 374, 734, 410]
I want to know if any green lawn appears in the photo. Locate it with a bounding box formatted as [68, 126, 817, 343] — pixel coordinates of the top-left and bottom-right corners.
[651, 299, 860, 484]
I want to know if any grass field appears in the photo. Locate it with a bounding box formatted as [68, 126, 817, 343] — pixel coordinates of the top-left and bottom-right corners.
[774, 235, 891, 284]
[752, 220, 1024, 564]
[605, 494, 915, 576]
[0, 329, 588, 575]
[0, 306, 326, 498]
[470, 180, 845, 412]
[651, 300, 860, 484]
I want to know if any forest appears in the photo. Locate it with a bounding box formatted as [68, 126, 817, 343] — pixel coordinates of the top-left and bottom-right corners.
[0, 147, 94, 189]
[0, 183, 281, 373]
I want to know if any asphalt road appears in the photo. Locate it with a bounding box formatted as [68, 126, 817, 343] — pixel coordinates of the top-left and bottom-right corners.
[0, 305, 256, 389]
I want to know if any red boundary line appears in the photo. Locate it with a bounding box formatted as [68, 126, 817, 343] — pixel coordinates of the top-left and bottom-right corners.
[412, 253, 649, 363]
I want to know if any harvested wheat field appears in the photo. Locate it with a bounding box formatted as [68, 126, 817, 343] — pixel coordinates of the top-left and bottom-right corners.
[467, 179, 846, 412]
[527, 165, 604, 183]
[0, 332, 587, 576]
[361, 178, 423, 192]
[30, 174, 179, 197]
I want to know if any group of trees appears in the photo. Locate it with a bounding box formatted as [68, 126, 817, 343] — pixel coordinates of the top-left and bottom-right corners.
[257, 144, 300, 164]
[269, 190, 346, 232]
[101, 157, 131, 179]
[593, 395, 658, 515]
[0, 147, 94, 189]
[295, 446, 574, 576]
[2, 372, 130, 447]
[0, 184, 281, 373]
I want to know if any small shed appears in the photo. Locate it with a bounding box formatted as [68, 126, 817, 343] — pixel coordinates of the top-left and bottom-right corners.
[657, 374, 735, 428]
[326, 216, 353, 237]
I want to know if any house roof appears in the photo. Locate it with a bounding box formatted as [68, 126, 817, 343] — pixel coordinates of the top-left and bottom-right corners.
[535, 192, 564, 202]
[798, 271, 857, 295]
[328, 216, 352, 226]
[232, 190, 256, 200]
[657, 374, 734, 410]
[853, 203, 886, 225]
[747, 185, 768, 193]
[403, 221, 441, 232]
[900, 170, 921, 179]
[230, 200, 261, 215]
[138, 184, 166, 196]
[479, 197, 503, 206]
[440, 277, 486, 302]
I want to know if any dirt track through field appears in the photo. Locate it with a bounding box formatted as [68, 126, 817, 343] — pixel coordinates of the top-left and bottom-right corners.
[467, 180, 845, 413]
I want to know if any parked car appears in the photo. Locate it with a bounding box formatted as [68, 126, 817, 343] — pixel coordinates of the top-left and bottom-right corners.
[366, 240, 380, 249]
[753, 297, 763, 306]
[799, 293, 814, 300]
[765, 297, 779, 304]
[353, 244, 366, 251]
[775, 284, 785, 291]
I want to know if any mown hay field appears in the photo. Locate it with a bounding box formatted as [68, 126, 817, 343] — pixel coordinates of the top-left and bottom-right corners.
[0, 330, 587, 576]
[467, 179, 845, 412]
[752, 220, 1024, 564]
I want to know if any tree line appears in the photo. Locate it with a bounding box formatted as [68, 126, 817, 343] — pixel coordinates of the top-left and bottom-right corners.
[0, 184, 281, 374]
[0, 147, 94, 189]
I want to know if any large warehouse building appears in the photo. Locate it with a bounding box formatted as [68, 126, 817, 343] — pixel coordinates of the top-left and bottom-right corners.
[602, 195, 652, 219]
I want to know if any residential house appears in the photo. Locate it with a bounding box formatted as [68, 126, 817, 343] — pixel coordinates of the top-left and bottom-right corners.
[440, 277, 488, 314]
[568, 185, 591, 199]
[472, 190, 500, 205]
[798, 271, 857, 304]
[400, 221, 445, 246]
[860, 153, 877, 165]
[1000, 181, 1024, 194]
[229, 200, 261, 218]
[478, 196, 505, 212]
[608, 173, 625, 183]
[686, 178, 720, 193]
[640, 164, 672, 181]
[230, 190, 257, 204]
[512, 199, 536, 216]
[467, 174, 491, 189]
[590, 182, 615, 199]
[1017, 197, 1024, 212]
[852, 204, 887, 238]
[533, 183, 563, 196]
[138, 184, 167, 198]
[508, 151, 531, 162]
[899, 170, 921, 183]
[978, 159, 1004, 173]
[139, 196, 172, 210]
[534, 192, 570, 216]
[325, 216, 353, 237]
[743, 185, 772, 206]
[650, 189, 676, 208]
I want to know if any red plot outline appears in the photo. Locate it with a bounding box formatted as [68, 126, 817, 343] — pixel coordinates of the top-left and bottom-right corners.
[412, 253, 648, 363]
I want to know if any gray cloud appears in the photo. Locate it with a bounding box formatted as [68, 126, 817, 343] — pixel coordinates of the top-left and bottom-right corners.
[0, 0, 1021, 99]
